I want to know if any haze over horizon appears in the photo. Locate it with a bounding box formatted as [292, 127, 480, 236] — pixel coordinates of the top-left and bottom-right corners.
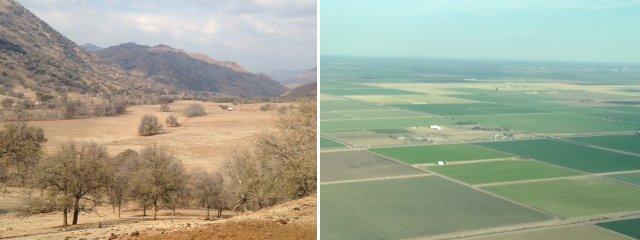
[18, 0, 317, 72]
[321, 0, 640, 64]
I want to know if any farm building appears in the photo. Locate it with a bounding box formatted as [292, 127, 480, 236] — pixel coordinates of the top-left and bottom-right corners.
[430, 125, 443, 131]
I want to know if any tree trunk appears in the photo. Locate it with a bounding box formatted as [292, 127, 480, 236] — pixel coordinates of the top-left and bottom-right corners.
[205, 206, 210, 220]
[142, 204, 147, 216]
[72, 198, 80, 225]
[117, 204, 121, 218]
[153, 203, 158, 220]
[217, 209, 222, 219]
[172, 202, 176, 216]
[62, 207, 68, 227]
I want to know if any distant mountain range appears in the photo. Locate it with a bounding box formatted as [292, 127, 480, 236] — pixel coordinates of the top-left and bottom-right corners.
[0, 0, 295, 98]
[95, 43, 286, 96]
[269, 67, 317, 88]
[80, 43, 103, 52]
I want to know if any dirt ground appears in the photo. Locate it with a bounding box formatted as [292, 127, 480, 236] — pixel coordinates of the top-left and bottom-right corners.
[130, 195, 316, 240]
[0, 187, 315, 240]
[28, 100, 281, 171]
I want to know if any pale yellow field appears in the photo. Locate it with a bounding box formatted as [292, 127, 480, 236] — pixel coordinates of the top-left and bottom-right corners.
[28, 100, 280, 172]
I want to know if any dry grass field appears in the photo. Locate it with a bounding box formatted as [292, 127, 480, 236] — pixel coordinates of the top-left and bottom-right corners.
[28, 100, 281, 171]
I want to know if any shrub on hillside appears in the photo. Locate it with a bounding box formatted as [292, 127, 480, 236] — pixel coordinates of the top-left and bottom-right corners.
[138, 114, 163, 136]
[94, 99, 127, 117]
[165, 115, 180, 127]
[184, 103, 205, 118]
[160, 104, 170, 112]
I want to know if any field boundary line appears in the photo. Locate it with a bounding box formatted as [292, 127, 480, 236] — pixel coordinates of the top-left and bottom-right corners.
[331, 111, 360, 119]
[550, 136, 640, 158]
[476, 169, 640, 187]
[320, 173, 433, 185]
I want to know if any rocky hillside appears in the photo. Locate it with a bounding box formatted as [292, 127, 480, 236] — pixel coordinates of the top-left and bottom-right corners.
[96, 43, 287, 97]
[282, 82, 316, 97]
[0, 0, 153, 96]
[80, 43, 103, 52]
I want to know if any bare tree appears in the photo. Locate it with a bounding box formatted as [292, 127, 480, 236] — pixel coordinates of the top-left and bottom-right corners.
[184, 103, 205, 118]
[165, 114, 180, 127]
[160, 104, 170, 112]
[105, 149, 138, 218]
[34, 142, 109, 226]
[0, 122, 46, 185]
[194, 171, 228, 219]
[138, 114, 163, 136]
[130, 145, 187, 220]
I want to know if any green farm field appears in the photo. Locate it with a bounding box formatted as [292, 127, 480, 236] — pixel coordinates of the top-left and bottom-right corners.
[456, 113, 638, 134]
[607, 172, 640, 187]
[428, 160, 583, 185]
[370, 143, 512, 164]
[484, 177, 640, 218]
[320, 176, 551, 240]
[569, 135, 640, 155]
[477, 139, 640, 173]
[320, 137, 345, 149]
[597, 218, 640, 239]
[395, 103, 547, 116]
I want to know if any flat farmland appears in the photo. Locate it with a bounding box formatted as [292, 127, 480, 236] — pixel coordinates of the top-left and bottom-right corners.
[597, 218, 640, 239]
[320, 111, 354, 120]
[320, 151, 424, 183]
[345, 94, 475, 105]
[395, 103, 547, 116]
[320, 116, 453, 132]
[477, 139, 640, 173]
[321, 99, 388, 112]
[467, 225, 634, 240]
[322, 86, 417, 96]
[320, 137, 345, 149]
[483, 177, 640, 218]
[456, 113, 638, 134]
[569, 135, 640, 154]
[320, 176, 551, 240]
[428, 160, 583, 185]
[336, 109, 428, 118]
[370, 143, 511, 164]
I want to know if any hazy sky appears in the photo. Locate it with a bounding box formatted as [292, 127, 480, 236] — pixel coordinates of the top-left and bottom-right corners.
[321, 0, 640, 63]
[18, 0, 316, 72]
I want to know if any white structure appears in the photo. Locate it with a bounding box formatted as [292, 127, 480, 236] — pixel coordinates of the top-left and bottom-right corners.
[430, 125, 443, 131]
[437, 161, 446, 166]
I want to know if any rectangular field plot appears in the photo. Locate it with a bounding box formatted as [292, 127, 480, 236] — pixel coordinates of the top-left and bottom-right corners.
[320, 151, 424, 183]
[456, 113, 638, 134]
[597, 218, 640, 239]
[370, 144, 511, 165]
[322, 86, 417, 96]
[607, 172, 640, 187]
[428, 160, 583, 185]
[569, 135, 640, 155]
[321, 117, 453, 132]
[345, 94, 475, 105]
[320, 176, 551, 240]
[320, 99, 388, 112]
[320, 137, 345, 149]
[468, 225, 634, 240]
[483, 178, 640, 218]
[477, 139, 640, 173]
[320, 111, 354, 120]
[395, 103, 546, 116]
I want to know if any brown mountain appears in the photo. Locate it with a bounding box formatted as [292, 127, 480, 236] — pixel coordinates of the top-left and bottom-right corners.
[0, 0, 152, 96]
[280, 67, 316, 88]
[96, 43, 287, 97]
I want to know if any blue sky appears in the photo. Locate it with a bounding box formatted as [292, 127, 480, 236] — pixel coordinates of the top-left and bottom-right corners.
[19, 0, 316, 72]
[321, 0, 640, 63]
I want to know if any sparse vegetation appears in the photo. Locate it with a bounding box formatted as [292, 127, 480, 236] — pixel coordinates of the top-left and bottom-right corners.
[184, 103, 206, 117]
[138, 114, 163, 136]
[0, 122, 46, 185]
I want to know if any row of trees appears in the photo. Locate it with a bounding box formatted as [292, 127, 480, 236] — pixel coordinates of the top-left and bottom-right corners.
[1, 99, 317, 227]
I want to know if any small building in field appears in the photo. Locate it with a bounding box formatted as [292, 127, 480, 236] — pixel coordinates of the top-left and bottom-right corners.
[430, 125, 443, 131]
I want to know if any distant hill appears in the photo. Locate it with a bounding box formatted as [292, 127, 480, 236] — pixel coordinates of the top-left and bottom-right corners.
[286, 67, 317, 87]
[0, 0, 152, 96]
[282, 82, 316, 97]
[96, 43, 287, 97]
[80, 43, 103, 52]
